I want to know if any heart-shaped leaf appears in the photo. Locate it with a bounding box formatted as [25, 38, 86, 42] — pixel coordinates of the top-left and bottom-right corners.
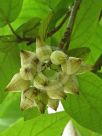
[62, 72, 102, 134]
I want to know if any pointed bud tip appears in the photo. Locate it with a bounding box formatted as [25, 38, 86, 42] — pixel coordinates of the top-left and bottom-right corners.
[20, 50, 29, 56]
[78, 58, 82, 62]
[5, 86, 12, 92]
[72, 91, 79, 95]
[20, 107, 25, 111]
[40, 108, 45, 114]
[53, 107, 58, 111]
[76, 91, 80, 95]
[5, 87, 9, 92]
[63, 94, 67, 100]
[20, 50, 25, 53]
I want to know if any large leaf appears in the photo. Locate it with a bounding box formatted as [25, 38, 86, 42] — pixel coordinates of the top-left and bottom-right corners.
[68, 47, 91, 61]
[38, 12, 53, 39]
[13, 0, 51, 26]
[0, 112, 69, 136]
[16, 17, 41, 38]
[0, 94, 22, 132]
[69, 0, 102, 64]
[0, 93, 41, 132]
[71, 0, 102, 47]
[62, 72, 102, 134]
[0, 38, 20, 102]
[35, 0, 60, 10]
[0, 0, 52, 36]
[48, 0, 72, 31]
[0, 0, 23, 27]
[87, 24, 102, 63]
[96, 72, 102, 79]
[73, 120, 102, 136]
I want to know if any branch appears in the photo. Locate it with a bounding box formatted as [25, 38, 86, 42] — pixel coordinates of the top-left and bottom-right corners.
[59, 0, 81, 50]
[47, 10, 71, 37]
[2, 9, 70, 45]
[26, 9, 70, 45]
[92, 54, 102, 73]
[0, 11, 22, 41]
[7, 22, 22, 40]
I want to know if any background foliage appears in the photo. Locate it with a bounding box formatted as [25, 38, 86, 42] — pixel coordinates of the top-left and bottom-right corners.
[0, 0, 102, 135]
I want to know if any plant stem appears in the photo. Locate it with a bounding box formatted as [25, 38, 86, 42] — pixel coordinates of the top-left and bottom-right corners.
[59, 0, 81, 51]
[47, 10, 71, 37]
[2, 9, 70, 45]
[7, 22, 22, 40]
[26, 9, 70, 45]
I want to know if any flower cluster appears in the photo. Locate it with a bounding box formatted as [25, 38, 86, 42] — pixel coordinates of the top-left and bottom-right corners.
[5, 37, 92, 113]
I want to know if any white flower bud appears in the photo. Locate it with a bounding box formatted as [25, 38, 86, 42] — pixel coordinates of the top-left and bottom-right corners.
[20, 87, 37, 110]
[61, 57, 82, 75]
[36, 37, 52, 62]
[45, 80, 66, 100]
[5, 73, 30, 92]
[57, 72, 69, 86]
[21, 87, 48, 113]
[37, 102, 46, 113]
[20, 50, 38, 67]
[20, 63, 37, 80]
[50, 50, 67, 65]
[34, 72, 49, 90]
[64, 75, 79, 94]
[48, 99, 59, 111]
[34, 91, 48, 113]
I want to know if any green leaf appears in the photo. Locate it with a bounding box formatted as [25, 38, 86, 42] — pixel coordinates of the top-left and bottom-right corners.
[0, 92, 42, 132]
[22, 108, 40, 121]
[87, 24, 102, 63]
[15, 0, 51, 22]
[34, 0, 60, 10]
[0, 0, 23, 27]
[0, 93, 22, 132]
[0, 0, 52, 36]
[70, 0, 102, 63]
[62, 72, 102, 134]
[38, 12, 53, 39]
[0, 38, 20, 102]
[73, 120, 102, 136]
[71, 0, 102, 47]
[16, 17, 41, 38]
[48, 0, 72, 31]
[0, 112, 69, 136]
[68, 47, 91, 61]
[96, 72, 102, 79]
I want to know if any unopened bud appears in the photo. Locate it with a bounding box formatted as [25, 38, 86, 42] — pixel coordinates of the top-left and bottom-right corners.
[20, 64, 37, 80]
[57, 72, 69, 86]
[5, 73, 30, 92]
[34, 91, 48, 113]
[37, 102, 46, 113]
[64, 75, 79, 95]
[48, 99, 59, 111]
[20, 87, 37, 110]
[20, 50, 38, 66]
[46, 80, 66, 100]
[61, 57, 82, 75]
[50, 50, 67, 65]
[36, 37, 52, 62]
[34, 72, 49, 90]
